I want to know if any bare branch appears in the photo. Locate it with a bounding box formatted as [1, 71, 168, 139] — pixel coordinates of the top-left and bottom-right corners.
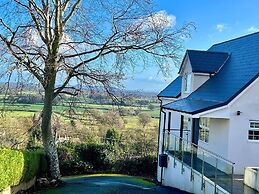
[62, 0, 81, 25]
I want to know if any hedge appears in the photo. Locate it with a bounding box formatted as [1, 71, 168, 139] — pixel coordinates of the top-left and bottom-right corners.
[0, 148, 45, 191]
[59, 143, 157, 178]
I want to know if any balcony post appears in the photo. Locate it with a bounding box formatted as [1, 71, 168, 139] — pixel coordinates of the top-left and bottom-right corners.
[214, 158, 218, 194]
[192, 118, 200, 145]
[180, 115, 184, 138]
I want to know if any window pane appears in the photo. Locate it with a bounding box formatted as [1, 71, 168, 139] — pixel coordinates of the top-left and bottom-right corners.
[249, 121, 259, 141]
[184, 74, 191, 92]
[250, 121, 259, 128]
[199, 127, 209, 143]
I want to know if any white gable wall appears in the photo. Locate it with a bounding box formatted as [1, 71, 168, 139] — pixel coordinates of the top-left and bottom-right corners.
[180, 56, 210, 98]
[228, 77, 259, 174]
[193, 73, 210, 91]
[196, 106, 230, 119]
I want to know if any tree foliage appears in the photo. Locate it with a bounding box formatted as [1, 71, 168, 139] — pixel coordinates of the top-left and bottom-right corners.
[138, 112, 151, 128]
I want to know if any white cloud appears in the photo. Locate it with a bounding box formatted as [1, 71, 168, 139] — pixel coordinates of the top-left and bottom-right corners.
[147, 11, 176, 29]
[247, 26, 259, 33]
[216, 24, 225, 32]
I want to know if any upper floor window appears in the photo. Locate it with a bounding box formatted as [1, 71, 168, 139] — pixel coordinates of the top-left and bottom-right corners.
[248, 121, 259, 141]
[199, 117, 210, 143]
[184, 73, 191, 93]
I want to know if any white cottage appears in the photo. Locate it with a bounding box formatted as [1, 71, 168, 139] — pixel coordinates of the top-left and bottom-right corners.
[157, 32, 259, 194]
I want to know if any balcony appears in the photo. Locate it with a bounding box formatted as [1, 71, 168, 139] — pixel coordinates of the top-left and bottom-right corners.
[164, 132, 235, 193]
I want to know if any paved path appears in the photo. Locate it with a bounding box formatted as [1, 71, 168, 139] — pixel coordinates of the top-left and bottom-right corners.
[233, 175, 259, 194]
[37, 174, 188, 194]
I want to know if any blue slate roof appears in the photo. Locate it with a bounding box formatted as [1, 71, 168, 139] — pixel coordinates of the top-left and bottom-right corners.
[161, 32, 259, 114]
[186, 50, 229, 73]
[157, 76, 182, 98]
[163, 99, 221, 114]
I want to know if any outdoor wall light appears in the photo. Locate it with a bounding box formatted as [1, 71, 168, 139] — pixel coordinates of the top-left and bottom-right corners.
[237, 111, 241, 115]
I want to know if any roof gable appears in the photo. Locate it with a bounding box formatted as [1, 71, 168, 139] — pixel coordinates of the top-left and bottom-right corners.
[162, 32, 259, 114]
[178, 50, 229, 74]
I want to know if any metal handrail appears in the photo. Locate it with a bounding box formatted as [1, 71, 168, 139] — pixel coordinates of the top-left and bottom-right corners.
[165, 130, 235, 165]
[165, 131, 234, 193]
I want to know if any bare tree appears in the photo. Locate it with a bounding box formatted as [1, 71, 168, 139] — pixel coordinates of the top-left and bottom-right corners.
[138, 112, 151, 128]
[0, 0, 193, 180]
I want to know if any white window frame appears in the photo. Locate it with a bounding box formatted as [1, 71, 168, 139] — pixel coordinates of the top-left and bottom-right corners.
[184, 73, 191, 93]
[199, 117, 210, 143]
[248, 120, 259, 142]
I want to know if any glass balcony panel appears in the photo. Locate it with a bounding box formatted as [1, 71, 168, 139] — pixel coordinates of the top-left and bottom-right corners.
[165, 133, 234, 193]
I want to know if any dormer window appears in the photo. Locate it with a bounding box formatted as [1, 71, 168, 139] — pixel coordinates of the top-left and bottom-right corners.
[184, 73, 191, 93]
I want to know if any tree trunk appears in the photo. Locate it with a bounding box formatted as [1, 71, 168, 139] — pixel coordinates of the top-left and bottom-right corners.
[41, 79, 61, 180]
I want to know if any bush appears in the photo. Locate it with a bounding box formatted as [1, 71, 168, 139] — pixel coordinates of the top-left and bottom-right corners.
[75, 143, 113, 170]
[115, 156, 157, 177]
[0, 148, 45, 191]
[104, 128, 121, 145]
[59, 160, 92, 176]
[58, 141, 157, 178]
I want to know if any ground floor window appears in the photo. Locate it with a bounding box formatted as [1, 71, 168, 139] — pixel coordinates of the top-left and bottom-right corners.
[248, 121, 259, 141]
[199, 117, 210, 143]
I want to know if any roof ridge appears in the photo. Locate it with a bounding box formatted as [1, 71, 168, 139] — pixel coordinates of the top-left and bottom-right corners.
[210, 31, 259, 47]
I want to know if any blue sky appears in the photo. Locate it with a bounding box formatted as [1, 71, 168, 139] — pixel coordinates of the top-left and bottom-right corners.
[125, 0, 259, 93]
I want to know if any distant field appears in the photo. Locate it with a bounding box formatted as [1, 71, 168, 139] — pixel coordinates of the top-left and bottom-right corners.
[0, 97, 160, 149]
[0, 101, 160, 137]
[0, 102, 160, 118]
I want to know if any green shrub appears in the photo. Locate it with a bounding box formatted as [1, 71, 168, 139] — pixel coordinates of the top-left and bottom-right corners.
[59, 160, 93, 176]
[104, 128, 121, 145]
[58, 141, 157, 178]
[75, 143, 112, 170]
[0, 148, 45, 191]
[115, 156, 157, 177]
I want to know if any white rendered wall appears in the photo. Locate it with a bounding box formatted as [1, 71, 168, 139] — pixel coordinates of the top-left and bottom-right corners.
[198, 118, 230, 159]
[164, 109, 181, 131]
[228, 78, 259, 174]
